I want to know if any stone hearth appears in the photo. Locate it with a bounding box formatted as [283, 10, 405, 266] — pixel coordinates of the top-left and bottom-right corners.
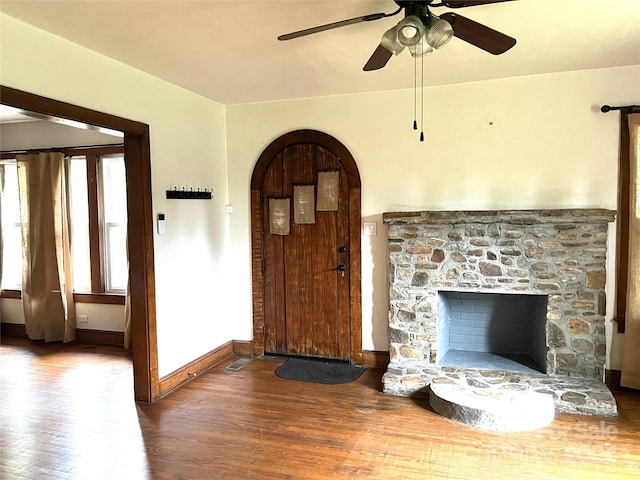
[429, 380, 556, 432]
[382, 209, 617, 416]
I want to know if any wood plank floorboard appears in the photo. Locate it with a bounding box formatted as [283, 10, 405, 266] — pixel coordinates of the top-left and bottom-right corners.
[1, 337, 639, 479]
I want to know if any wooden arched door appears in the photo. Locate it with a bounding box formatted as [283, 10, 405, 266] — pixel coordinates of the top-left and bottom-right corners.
[250, 130, 362, 363]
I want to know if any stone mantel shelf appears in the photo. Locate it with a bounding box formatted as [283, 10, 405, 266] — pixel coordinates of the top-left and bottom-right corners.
[382, 209, 616, 226]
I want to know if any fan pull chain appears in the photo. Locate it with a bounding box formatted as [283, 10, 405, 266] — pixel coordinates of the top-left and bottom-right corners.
[420, 37, 425, 142]
[413, 53, 417, 131]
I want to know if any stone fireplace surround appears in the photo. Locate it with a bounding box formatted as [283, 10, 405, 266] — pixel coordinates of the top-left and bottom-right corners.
[382, 209, 618, 416]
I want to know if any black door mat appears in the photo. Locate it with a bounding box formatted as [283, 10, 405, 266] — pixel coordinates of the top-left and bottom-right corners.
[275, 357, 365, 385]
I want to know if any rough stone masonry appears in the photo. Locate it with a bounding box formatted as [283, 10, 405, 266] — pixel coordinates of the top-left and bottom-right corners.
[381, 209, 616, 402]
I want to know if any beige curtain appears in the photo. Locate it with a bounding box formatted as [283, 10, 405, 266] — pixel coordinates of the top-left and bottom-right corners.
[17, 153, 75, 343]
[0, 165, 4, 323]
[621, 113, 640, 389]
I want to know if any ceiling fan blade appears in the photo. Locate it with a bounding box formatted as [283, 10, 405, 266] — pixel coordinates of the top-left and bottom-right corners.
[363, 44, 393, 71]
[440, 12, 516, 55]
[443, 0, 516, 7]
[278, 12, 387, 41]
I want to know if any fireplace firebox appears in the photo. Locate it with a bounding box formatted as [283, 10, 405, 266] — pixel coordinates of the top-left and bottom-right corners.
[438, 291, 548, 374]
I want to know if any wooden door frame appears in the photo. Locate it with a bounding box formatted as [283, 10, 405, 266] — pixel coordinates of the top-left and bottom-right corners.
[0, 85, 159, 402]
[250, 129, 363, 364]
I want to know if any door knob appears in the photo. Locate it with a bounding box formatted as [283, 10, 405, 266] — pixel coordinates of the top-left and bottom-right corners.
[337, 263, 347, 277]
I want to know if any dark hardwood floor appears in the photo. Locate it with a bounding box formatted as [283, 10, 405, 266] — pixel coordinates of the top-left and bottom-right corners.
[1, 336, 639, 479]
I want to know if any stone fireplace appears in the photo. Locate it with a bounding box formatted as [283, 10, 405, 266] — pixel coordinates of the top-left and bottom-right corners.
[382, 209, 617, 416]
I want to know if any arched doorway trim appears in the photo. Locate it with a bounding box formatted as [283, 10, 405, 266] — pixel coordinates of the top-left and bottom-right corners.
[250, 129, 362, 363]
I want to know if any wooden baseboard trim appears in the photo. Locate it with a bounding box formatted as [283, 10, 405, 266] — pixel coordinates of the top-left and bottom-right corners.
[606, 369, 622, 389]
[159, 341, 234, 399]
[76, 329, 124, 346]
[1, 322, 124, 346]
[233, 340, 253, 357]
[1, 323, 28, 338]
[362, 350, 389, 368]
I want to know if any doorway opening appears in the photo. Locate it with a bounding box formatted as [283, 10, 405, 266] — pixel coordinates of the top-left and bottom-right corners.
[0, 86, 159, 402]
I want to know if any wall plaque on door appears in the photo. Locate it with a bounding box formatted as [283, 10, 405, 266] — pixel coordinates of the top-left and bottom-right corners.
[317, 171, 339, 211]
[294, 185, 315, 224]
[269, 198, 290, 235]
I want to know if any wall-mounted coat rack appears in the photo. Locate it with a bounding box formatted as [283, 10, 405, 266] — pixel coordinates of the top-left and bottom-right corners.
[166, 187, 213, 200]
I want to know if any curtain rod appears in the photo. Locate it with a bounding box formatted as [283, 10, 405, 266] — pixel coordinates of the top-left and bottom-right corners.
[600, 104, 640, 113]
[0, 143, 123, 155]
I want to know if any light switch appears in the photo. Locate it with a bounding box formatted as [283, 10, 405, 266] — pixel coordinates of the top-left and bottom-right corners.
[157, 213, 166, 235]
[363, 221, 377, 236]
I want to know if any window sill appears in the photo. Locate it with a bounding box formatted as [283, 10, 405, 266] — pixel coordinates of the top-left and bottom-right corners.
[0, 290, 21, 299]
[1, 290, 125, 305]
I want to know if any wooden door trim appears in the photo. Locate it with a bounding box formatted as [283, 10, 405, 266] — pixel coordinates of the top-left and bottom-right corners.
[250, 129, 362, 363]
[0, 85, 159, 402]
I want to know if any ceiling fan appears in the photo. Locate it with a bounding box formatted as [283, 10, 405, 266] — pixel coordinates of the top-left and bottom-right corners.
[278, 0, 517, 71]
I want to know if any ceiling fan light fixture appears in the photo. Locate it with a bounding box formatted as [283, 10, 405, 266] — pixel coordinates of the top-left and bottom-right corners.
[380, 26, 405, 55]
[409, 40, 434, 57]
[425, 16, 454, 49]
[396, 15, 425, 46]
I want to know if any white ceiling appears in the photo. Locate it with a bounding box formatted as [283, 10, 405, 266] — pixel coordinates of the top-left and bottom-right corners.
[0, 105, 36, 123]
[1, 0, 639, 105]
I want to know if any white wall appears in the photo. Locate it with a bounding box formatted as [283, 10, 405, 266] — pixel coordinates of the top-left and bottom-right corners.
[226, 65, 640, 370]
[1, 13, 232, 377]
[1, 298, 23, 325]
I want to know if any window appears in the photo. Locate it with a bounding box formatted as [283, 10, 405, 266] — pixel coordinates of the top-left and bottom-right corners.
[0, 161, 22, 289]
[69, 156, 91, 291]
[0, 146, 127, 296]
[101, 154, 128, 292]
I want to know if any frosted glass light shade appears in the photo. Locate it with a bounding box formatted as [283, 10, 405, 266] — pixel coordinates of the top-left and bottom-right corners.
[425, 17, 453, 49]
[380, 26, 405, 55]
[397, 15, 425, 46]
